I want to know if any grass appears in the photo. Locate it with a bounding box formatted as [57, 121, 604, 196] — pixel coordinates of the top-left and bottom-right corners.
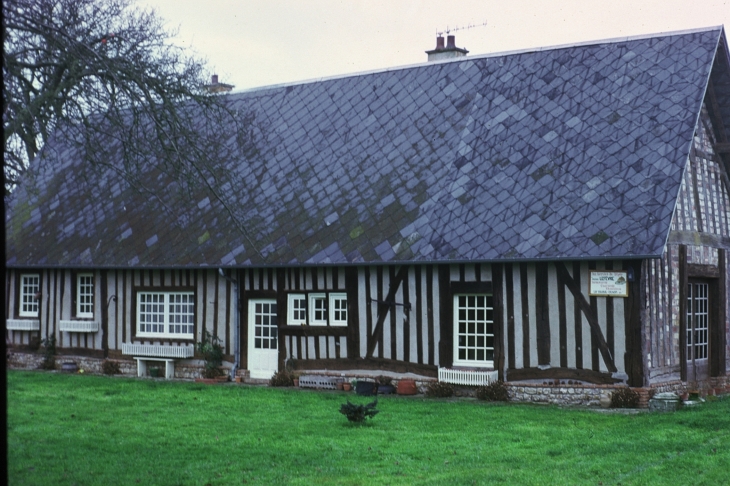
[7, 370, 730, 485]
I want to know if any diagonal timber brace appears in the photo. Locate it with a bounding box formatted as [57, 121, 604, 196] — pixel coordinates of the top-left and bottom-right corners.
[366, 265, 409, 358]
[554, 262, 618, 373]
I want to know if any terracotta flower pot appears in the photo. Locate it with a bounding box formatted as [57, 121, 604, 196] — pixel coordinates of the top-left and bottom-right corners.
[293, 378, 299, 387]
[342, 383, 352, 391]
[397, 379, 418, 395]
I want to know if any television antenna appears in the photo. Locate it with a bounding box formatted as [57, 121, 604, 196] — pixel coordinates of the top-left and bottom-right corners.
[437, 20, 487, 37]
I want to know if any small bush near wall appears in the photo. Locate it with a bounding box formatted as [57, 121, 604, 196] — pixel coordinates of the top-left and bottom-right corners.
[425, 381, 455, 398]
[39, 336, 56, 370]
[269, 370, 294, 387]
[102, 360, 121, 375]
[476, 381, 510, 402]
[610, 387, 640, 408]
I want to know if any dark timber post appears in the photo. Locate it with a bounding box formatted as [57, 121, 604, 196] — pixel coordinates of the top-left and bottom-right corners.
[624, 259, 645, 387]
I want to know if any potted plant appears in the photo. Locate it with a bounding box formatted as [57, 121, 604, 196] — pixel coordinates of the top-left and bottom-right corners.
[397, 378, 418, 395]
[377, 375, 395, 395]
[355, 379, 378, 396]
[196, 330, 225, 380]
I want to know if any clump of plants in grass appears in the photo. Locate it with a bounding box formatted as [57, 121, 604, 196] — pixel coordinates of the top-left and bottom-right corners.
[610, 387, 640, 408]
[425, 381, 455, 398]
[377, 375, 393, 386]
[476, 380, 510, 402]
[39, 336, 56, 370]
[102, 359, 121, 375]
[196, 330, 224, 378]
[269, 369, 294, 387]
[339, 400, 379, 423]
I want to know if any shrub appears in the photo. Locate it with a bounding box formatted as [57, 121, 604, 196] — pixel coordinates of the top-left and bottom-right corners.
[377, 375, 393, 386]
[425, 381, 455, 398]
[339, 400, 379, 423]
[102, 360, 121, 375]
[269, 369, 294, 387]
[39, 336, 56, 370]
[610, 387, 640, 408]
[476, 381, 510, 402]
[196, 330, 224, 378]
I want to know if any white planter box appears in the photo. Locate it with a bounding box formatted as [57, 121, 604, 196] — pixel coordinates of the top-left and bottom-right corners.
[121, 343, 194, 358]
[438, 368, 499, 386]
[59, 320, 99, 333]
[6, 319, 40, 331]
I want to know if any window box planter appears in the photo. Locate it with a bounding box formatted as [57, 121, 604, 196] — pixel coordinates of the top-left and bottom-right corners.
[6, 319, 40, 331]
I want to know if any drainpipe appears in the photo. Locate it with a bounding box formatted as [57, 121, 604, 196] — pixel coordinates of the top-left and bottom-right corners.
[219, 268, 240, 380]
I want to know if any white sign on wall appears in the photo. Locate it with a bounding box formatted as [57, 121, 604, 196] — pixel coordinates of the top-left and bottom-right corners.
[589, 271, 629, 297]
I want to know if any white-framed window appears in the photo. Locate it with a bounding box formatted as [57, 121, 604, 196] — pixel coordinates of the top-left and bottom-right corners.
[309, 293, 327, 326]
[19, 274, 40, 317]
[453, 294, 494, 367]
[137, 291, 195, 339]
[287, 294, 307, 325]
[329, 293, 348, 326]
[76, 273, 94, 318]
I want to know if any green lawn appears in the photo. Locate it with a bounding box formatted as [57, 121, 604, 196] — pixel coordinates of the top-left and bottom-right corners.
[7, 370, 729, 485]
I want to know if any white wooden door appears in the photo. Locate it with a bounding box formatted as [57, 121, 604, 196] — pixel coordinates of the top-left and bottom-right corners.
[247, 299, 279, 380]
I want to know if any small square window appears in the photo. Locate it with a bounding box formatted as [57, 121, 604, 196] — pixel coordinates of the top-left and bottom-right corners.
[309, 293, 327, 326]
[329, 293, 348, 326]
[287, 294, 307, 325]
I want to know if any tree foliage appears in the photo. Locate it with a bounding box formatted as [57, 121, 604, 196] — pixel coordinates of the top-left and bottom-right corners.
[2, 0, 232, 193]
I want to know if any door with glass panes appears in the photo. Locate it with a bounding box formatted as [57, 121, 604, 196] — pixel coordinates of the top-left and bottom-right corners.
[686, 280, 711, 382]
[247, 299, 279, 379]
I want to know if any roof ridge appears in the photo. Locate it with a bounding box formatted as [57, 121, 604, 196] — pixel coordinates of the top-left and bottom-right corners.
[228, 25, 724, 97]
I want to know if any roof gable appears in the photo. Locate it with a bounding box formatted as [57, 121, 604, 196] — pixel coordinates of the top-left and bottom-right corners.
[6, 28, 727, 268]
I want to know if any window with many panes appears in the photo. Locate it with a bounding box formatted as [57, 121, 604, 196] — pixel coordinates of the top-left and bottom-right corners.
[137, 291, 195, 339]
[19, 274, 40, 317]
[453, 294, 494, 367]
[76, 273, 94, 318]
[286, 292, 348, 326]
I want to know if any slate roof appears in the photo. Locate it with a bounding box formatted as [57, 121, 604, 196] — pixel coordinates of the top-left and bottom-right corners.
[6, 27, 730, 268]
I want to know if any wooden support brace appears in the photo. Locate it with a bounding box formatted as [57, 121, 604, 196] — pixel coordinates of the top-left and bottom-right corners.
[554, 262, 617, 373]
[366, 265, 409, 358]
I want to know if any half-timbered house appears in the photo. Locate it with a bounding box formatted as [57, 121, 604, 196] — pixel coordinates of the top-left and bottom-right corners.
[6, 27, 730, 399]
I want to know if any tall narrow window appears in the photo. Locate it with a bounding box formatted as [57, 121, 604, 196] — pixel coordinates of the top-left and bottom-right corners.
[453, 294, 494, 367]
[20, 274, 40, 317]
[76, 273, 94, 318]
[687, 282, 709, 361]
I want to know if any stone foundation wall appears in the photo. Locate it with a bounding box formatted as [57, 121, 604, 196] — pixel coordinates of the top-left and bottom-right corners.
[506, 383, 625, 407]
[6, 350, 225, 380]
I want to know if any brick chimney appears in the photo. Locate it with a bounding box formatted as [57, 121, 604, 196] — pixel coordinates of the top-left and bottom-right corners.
[205, 74, 234, 93]
[426, 34, 469, 62]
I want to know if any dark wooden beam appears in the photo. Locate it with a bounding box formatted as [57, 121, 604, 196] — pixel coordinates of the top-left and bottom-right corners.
[345, 267, 360, 359]
[506, 367, 623, 384]
[715, 142, 730, 153]
[279, 325, 348, 337]
[715, 250, 727, 376]
[492, 263, 505, 379]
[678, 245, 688, 382]
[365, 265, 409, 358]
[535, 262, 550, 365]
[289, 357, 438, 377]
[667, 231, 730, 251]
[554, 262, 617, 372]
[623, 259, 644, 387]
[687, 264, 721, 278]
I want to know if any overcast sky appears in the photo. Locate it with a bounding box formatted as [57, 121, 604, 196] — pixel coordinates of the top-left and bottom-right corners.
[136, 0, 730, 91]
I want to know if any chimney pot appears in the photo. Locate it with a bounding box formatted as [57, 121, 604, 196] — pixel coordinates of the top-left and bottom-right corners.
[447, 35, 456, 49]
[211, 74, 219, 84]
[436, 36, 445, 50]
